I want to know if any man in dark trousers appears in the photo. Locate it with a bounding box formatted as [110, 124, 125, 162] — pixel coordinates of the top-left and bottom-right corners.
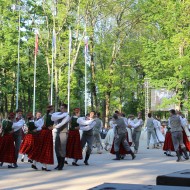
[77, 111, 96, 165]
[54, 104, 70, 170]
[12, 109, 25, 167]
[113, 113, 135, 160]
[169, 109, 189, 162]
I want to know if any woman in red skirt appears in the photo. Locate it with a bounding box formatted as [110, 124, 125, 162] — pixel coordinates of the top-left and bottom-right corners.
[30, 106, 54, 171]
[163, 127, 174, 156]
[66, 108, 82, 166]
[110, 132, 132, 159]
[19, 113, 39, 164]
[0, 113, 16, 168]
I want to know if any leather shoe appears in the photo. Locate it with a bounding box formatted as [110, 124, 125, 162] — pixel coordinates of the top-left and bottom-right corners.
[84, 160, 89, 165]
[72, 162, 79, 166]
[8, 165, 16, 169]
[13, 163, 18, 168]
[42, 167, 51, 171]
[31, 164, 38, 170]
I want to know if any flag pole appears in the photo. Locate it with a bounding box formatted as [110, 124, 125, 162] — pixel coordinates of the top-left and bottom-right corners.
[84, 33, 88, 116]
[50, 29, 55, 105]
[68, 27, 72, 114]
[33, 32, 38, 116]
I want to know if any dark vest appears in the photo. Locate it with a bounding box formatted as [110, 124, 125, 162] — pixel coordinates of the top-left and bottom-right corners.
[2, 120, 13, 135]
[70, 117, 79, 130]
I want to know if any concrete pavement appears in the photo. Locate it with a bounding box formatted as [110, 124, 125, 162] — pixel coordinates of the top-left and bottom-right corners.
[1, 131, 189, 190]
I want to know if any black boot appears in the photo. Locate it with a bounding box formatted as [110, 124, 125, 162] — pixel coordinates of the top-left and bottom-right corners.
[176, 150, 182, 162]
[131, 151, 136, 160]
[72, 159, 79, 166]
[182, 147, 189, 160]
[84, 154, 90, 165]
[113, 152, 120, 160]
[58, 157, 65, 170]
[54, 156, 61, 170]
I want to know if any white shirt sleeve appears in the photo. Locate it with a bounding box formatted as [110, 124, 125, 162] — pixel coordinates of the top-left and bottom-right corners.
[77, 117, 94, 125]
[128, 119, 133, 127]
[153, 119, 158, 129]
[12, 119, 25, 132]
[80, 121, 96, 131]
[51, 112, 68, 121]
[35, 118, 44, 131]
[131, 119, 143, 129]
[54, 115, 70, 129]
[180, 117, 187, 128]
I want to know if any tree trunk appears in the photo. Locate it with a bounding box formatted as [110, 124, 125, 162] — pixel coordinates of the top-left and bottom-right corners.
[105, 91, 110, 128]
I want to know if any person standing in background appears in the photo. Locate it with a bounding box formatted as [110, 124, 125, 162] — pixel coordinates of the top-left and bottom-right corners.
[93, 112, 103, 154]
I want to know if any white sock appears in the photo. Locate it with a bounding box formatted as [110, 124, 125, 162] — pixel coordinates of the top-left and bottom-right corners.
[43, 164, 47, 168]
[21, 154, 25, 159]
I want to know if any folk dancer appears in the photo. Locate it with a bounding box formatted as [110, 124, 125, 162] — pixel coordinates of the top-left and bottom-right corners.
[130, 113, 144, 154]
[177, 113, 190, 155]
[151, 117, 165, 147]
[20, 112, 41, 164]
[104, 117, 116, 151]
[112, 114, 135, 160]
[163, 125, 174, 156]
[52, 104, 70, 170]
[0, 113, 16, 168]
[168, 109, 189, 162]
[77, 111, 96, 165]
[66, 108, 82, 166]
[30, 106, 54, 171]
[145, 113, 158, 149]
[93, 112, 103, 154]
[12, 109, 25, 167]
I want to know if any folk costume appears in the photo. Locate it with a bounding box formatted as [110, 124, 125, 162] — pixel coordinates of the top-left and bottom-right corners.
[163, 126, 174, 156]
[12, 111, 25, 167]
[150, 119, 165, 147]
[104, 119, 115, 151]
[145, 116, 158, 149]
[66, 108, 82, 166]
[130, 116, 144, 153]
[31, 106, 54, 171]
[77, 114, 96, 165]
[93, 116, 103, 154]
[111, 114, 135, 160]
[19, 113, 42, 164]
[0, 113, 16, 168]
[168, 110, 189, 162]
[52, 108, 70, 170]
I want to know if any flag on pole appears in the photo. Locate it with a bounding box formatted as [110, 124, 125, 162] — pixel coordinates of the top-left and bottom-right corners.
[35, 33, 38, 56]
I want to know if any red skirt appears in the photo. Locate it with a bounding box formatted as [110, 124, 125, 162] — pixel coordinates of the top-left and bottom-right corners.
[110, 134, 132, 155]
[27, 134, 40, 161]
[0, 134, 16, 163]
[183, 131, 190, 151]
[163, 132, 174, 151]
[66, 130, 82, 160]
[29, 129, 54, 165]
[20, 134, 36, 155]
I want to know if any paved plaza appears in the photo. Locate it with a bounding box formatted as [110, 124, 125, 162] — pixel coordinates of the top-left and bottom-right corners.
[1, 132, 189, 190]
